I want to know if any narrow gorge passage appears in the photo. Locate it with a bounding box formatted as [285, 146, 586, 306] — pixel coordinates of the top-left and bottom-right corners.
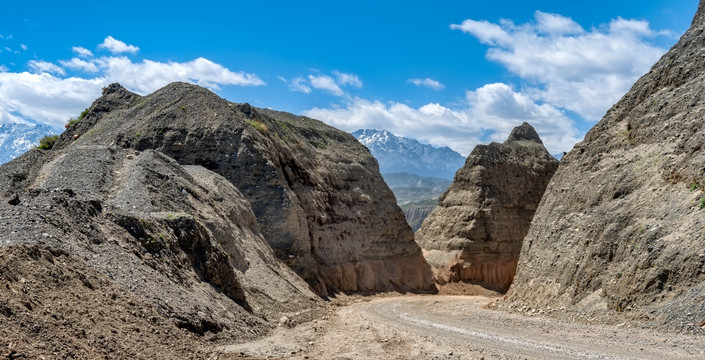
[223, 295, 705, 360]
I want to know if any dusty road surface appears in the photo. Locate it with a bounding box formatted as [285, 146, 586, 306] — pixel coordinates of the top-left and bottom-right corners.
[221, 295, 705, 359]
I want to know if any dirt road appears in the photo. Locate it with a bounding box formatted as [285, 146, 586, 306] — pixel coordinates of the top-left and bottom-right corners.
[221, 295, 705, 359]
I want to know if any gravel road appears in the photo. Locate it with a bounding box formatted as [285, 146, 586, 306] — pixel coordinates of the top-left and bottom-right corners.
[221, 295, 705, 359]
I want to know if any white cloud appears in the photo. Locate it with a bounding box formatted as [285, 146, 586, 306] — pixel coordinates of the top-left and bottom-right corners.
[408, 78, 445, 90]
[0, 72, 104, 127]
[96, 56, 263, 93]
[0, 65, 8, 72]
[0, 38, 265, 129]
[305, 83, 580, 156]
[452, 10, 667, 121]
[534, 11, 583, 35]
[283, 71, 362, 96]
[28, 60, 65, 75]
[98, 36, 139, 54]
[20, 44, 27, 51]
[309, 74, 344, 96]
[72, 46, 93, 58]
[60, 58, 99, 73]
[289, 76, 311, 93]
[334, 71, 362, 88]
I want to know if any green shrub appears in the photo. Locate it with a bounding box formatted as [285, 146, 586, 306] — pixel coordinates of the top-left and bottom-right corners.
[37, 134, 59, 150]
[67, 108, 90, 126]
[700, 197, 705, 210]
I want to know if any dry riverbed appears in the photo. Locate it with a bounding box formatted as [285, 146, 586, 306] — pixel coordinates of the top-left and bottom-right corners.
[218, 294, 705, 360]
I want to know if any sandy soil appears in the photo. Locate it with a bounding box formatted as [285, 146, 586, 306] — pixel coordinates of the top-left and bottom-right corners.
[219, 294, 705, 360]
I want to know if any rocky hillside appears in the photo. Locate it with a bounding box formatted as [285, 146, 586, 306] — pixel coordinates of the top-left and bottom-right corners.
[352, 129, 465, 179]
[0, 123, 56, 164]
[0, 145, 320, 357]
[53, 83, 434, 296]
[400, 200, 437, 232]
[506, 1, 705, 330]
[417, 123, 558, 292]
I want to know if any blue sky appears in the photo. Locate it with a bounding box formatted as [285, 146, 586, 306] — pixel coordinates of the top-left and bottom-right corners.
[0, 0, 699, 155]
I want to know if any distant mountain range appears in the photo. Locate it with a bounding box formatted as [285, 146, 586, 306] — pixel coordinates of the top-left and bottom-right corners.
[352, 129, 465, 180]
[0, 123, 56, 164]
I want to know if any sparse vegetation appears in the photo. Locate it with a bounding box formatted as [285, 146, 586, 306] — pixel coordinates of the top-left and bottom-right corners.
[248, 119, 269, 134]
[135, 132, 142, 138]
[67, 108, 90, 126]
[700, 196, 705, 210]
[37, 134, 59, 150]
[690, 182, 699, 191]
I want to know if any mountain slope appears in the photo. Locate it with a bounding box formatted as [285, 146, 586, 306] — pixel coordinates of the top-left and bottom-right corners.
[0, 123, 56, 164]
[352, 129, 465, 179]
[53, 83, 435, 296]
[506, 1, 705, 331]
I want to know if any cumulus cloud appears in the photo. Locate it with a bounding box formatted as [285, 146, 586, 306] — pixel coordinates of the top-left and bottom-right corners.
[72, 46, 93, 58]
[59, 58, 99, 73]
[28, 60, 65, 75]
[452, 10, 667, 121]
[98, 36, 139, 54]
[305, 83, 580, 155]
[97, 56, 264, 93]
[0, 38, 264, 129]
[0, 65, 8, 72]
[408, 78, 445, 90]
[0, 72, 104, 127]
[308, 74, 343, 95]
[20, 44, 27, 51]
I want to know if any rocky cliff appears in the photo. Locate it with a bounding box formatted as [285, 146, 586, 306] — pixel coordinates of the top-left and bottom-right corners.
[53, 82, 434, 296]
[506, 1, 705, 330]
[416, 123, 558, 292]
[0, 145, 320, 356]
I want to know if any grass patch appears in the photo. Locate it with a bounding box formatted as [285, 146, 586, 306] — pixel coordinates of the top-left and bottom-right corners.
[248, 119, 269, 134]
[37, 134, 59, 150]
[700, 197, 705, 210]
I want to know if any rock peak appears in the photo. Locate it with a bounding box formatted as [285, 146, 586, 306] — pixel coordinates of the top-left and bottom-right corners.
[504, 122, 542, 144]
[101, 83, 131, 96]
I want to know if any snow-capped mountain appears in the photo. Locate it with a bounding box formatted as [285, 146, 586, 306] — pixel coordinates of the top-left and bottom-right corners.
[352, 129, 465, 179]
[0, 123, 57, 164]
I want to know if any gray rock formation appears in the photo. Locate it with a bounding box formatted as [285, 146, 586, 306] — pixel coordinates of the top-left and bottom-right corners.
[506, 1, 705, 330]
[0, 145, 320, 349]
[401, 202, 437, 232]
[416, 123, 558, 292]
[53, 82, 435, 296]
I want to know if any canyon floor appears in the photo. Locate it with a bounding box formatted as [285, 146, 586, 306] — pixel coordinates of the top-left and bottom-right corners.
[219, 292, 705, 360]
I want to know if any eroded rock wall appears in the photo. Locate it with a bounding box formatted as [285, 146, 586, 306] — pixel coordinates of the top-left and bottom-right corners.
[506, 1, 705, 329]
[416, 123, 558, 292]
